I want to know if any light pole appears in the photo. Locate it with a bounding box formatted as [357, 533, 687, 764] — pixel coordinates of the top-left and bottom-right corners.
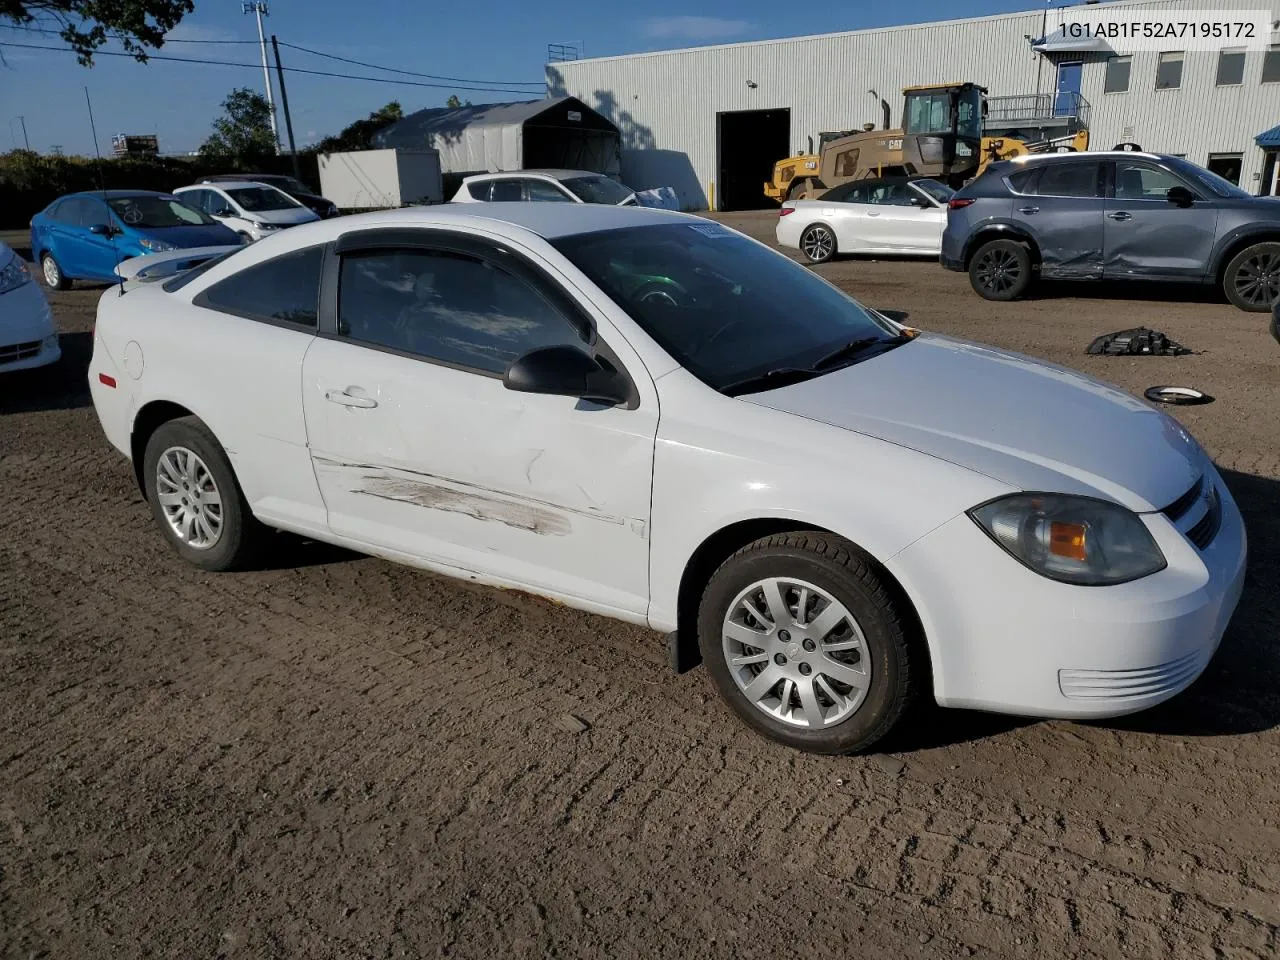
[242, 1, 281, 153]
[11, 116, 30, 151]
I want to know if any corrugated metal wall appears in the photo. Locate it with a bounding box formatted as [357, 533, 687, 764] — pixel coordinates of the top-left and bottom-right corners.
[548, 0, 1280, 208]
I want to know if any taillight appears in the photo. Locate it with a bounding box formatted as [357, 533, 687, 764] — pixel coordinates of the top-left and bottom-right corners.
[948, 198, 976, 210]
[779, 206, 795, 216]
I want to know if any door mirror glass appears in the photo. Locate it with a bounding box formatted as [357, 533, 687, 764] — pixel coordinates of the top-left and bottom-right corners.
[503, 345, 630, 406]
[1166, 185, 1195, 207]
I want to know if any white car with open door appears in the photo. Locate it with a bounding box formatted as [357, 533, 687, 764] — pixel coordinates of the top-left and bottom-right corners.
[777, 177, 953, 264]
[88, 203, 1244, 756]
[173, 181, 319, 243]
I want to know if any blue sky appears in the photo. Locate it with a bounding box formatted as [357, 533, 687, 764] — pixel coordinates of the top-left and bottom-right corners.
[0, 0, 1060, 156]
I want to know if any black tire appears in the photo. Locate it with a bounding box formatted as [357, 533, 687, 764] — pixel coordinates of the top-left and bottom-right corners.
[799, 224, 837, 264]
[1223, 242, 1280, 313]
[142, 416, 266, 572]
[968, 238, 1032, 301]
[40, 252, 69, 291]
[697, 532, 919, 755]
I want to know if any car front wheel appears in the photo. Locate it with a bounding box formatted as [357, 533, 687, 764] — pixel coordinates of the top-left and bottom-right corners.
[697, 532, 919, 755]
[969, 239, 1032, 301]
[142, 416, 265, 571]
[799, 224, 837, 264]
[1223, 242, 1280, 313]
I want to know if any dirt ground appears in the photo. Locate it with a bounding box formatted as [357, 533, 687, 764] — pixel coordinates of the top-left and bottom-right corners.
[3, 213, 1280, 959]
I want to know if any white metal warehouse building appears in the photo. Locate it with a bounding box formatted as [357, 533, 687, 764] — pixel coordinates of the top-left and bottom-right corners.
[546, 0, 1280, 210]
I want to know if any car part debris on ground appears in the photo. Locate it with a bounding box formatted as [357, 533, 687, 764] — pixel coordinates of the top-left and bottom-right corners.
[1087, 327, 1192, 357]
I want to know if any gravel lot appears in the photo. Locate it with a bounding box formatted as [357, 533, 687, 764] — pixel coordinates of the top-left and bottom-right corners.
[3, 213, 1279, 959]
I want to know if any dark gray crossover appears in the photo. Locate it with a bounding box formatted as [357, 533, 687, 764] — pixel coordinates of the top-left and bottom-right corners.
[941, 151, 1280, 312]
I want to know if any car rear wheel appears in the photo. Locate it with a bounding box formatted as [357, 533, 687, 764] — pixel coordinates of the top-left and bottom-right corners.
[1223, 242, 1280, 313]
[969, 239, 1032, 301]
[800, 224, 836, 264]
[41, 253, 69, 290]
[697, 532, 918, 755]
[142, 416, 266, 572]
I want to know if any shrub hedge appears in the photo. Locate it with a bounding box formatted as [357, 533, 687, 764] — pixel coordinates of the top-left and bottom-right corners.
[0, 150, 322, 229]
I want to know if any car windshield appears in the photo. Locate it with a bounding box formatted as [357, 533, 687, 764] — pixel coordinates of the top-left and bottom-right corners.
[226, 187, 298, 211]
[910, 179, 955, 204]
[561, 175, 634, 205]
[551, 222, 907, 393]
[1164, 156, 1250, 199]
[108, 195, 216, 228]
[254, 175, 310, 194]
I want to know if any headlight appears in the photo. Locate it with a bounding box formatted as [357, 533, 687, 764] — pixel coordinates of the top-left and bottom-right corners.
[0, 251, 32, 294]
[138, 236, 176, 252]
[969, 493, 1167, 586]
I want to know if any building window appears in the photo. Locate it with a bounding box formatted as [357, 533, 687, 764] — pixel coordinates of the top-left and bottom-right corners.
[1264, 44, 1280, 83]
[1104, 55, 1132, 93]
[1216, 48, 1246, 85]
[1206, 153, 1243, 186]
[1156, 51, 1184, 89]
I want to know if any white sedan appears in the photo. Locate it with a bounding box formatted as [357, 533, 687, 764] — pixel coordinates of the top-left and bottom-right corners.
[88, 204, 1245, 755]
[0, 241, 61, 372]
[777, 176, 953, 263]
[452, 169, 638, 206]
[173, 181, 319, 242]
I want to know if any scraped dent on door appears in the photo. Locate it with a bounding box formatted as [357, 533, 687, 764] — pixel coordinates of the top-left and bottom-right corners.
[313, 457, 633, 536]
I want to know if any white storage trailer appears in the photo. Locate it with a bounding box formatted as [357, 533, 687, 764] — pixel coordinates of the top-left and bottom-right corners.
[317, 148, 443, 210]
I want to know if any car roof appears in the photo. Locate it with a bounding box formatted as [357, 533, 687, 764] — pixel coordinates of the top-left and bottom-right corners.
[65, 189, 173, 200]
[178, 180, 278, 191]
[464, 169, 607, 182]
[1006, 150, 1165, 165]
[203, 173, 287, 181]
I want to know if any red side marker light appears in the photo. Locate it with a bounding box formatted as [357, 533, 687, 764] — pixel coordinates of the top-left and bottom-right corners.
[779, 206, 795, 216]
[948, 198, 976, 210]
[98, 373, 116, 388]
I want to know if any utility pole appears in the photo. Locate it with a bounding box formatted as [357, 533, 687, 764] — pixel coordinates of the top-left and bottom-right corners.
[270, 36, 302, 181]
[14, 115, 30, 150]
[242, 1, 280, 153]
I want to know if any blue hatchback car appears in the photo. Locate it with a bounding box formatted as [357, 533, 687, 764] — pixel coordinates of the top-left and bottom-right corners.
[30, 190, 240, 290]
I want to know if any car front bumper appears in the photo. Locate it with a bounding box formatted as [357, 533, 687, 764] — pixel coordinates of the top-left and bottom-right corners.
[885, 466, 1247, 719]
[0, 280, 61, 373]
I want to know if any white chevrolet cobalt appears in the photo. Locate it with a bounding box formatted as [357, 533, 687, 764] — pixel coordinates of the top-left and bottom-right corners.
[87, 204, 1246, 754]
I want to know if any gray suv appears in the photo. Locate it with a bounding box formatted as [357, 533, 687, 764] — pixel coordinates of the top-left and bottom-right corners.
[941, 151, 1280, 312]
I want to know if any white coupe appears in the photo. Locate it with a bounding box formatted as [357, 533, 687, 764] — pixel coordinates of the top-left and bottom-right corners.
[88, 204, 1245, 754]
[776, 176, 953, 263]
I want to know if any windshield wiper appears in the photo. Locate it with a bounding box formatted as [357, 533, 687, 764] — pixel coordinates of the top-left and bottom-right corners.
[721, 367, 821, 397]
[811, 334, 910, 371]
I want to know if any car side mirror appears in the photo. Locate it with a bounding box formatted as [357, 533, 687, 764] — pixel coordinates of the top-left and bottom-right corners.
[89, 222, 114, 236]
[1166, 186, 1195, 208]
[910, 196, 932, 208]
[503, 344, 631, 406]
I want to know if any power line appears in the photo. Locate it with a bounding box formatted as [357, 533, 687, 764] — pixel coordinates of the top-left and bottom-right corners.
[0, 40, 544, 95]
[278, 40, 542, 87]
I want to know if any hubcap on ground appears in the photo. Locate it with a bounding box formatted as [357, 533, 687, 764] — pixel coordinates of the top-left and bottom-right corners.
[977, 249, 1021, 293]
[803, 229, 833, 261]
[1235, 252, 1280, 307]
[721, 576, 871, 729]
[42, 257, 59, 286]
[156, 446, 224, 550]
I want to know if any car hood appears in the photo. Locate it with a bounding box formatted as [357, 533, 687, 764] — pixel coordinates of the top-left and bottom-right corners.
[136, 223, 240, 247]
[249, 207, 319, 226]
[744, 334, 1202, 512]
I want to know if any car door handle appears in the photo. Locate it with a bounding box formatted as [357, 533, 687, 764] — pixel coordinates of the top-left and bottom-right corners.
[1107, 211, 1133, 222]
[1018, 206, 1040, 215]
[324, 388, 378, 409]
[866, 211, 881, 217]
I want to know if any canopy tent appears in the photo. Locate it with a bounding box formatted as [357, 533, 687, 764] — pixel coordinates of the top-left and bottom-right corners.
[372, 96, 622, 177]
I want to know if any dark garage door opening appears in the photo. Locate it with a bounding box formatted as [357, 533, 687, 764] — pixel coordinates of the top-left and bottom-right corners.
[717, 109, 790, 212]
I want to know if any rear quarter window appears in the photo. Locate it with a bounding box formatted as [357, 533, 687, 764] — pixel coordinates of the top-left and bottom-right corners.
[192, 246, 324, 328]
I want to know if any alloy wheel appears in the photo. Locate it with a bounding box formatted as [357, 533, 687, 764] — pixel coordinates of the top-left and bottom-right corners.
[802, 228, 833, 262]
[721, 576, 871, 729]
[42, 256, 60, 287]
[1233, 251, 1280, 308]
[975, 248, 1021, 294]
[155, 446, 224, 550]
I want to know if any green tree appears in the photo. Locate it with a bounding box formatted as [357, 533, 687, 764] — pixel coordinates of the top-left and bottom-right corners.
[199, 87, 276, 165]
[445, 95, 472, 108]
[2, 0, 194, 65]
[313, 101, 404, 153]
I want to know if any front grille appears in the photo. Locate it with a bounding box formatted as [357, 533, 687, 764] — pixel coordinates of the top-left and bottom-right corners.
[0, 340, 41, 365]
[1162, 476, 1203, 522]
[1059, 650, 1205, 700]
[1187, 484, 1222, 550]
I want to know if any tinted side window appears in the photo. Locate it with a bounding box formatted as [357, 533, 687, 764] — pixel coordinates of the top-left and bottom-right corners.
[58, 198, 91, 226]
[1006, 168, 1040, 194]
[489, 180, 524, 202]
[1030, 163, 1100, 198]
[526, 180, 574, 202]
[197, 246, 323, 328]
[337, 248, 585, 375]
[1114, 162, 1184, 200]
[820, 182, 859, 203]
[81, 198, 111, 228]
[467, 180, 491, 201]
[866, 182, 914, 206]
